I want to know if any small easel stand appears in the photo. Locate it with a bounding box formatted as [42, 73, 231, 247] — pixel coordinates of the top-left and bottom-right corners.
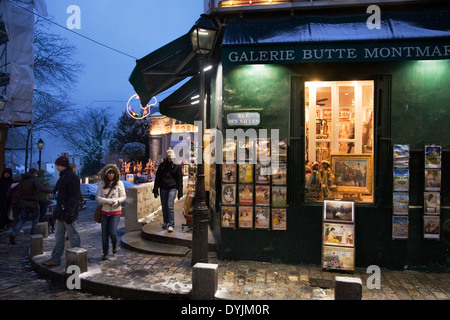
[321, 199, 356, 273]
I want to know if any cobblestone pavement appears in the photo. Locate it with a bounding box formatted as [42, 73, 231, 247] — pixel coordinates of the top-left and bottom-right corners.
[1, 199, 449, 301]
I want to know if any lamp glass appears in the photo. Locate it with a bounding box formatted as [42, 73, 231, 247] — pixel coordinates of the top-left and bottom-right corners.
[37, 139, 44, 151]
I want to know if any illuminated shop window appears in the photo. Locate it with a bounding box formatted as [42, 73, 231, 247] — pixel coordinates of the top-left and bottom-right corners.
[305, 81, 374, 203]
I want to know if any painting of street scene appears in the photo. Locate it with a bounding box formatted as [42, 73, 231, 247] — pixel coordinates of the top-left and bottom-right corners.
[331, 154, 372, 194]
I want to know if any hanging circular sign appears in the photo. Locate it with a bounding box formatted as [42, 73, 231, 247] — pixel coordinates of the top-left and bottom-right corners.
[126, 94, 157, 120]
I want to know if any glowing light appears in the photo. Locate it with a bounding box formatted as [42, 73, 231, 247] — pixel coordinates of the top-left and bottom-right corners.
[126, 94, 157, 120]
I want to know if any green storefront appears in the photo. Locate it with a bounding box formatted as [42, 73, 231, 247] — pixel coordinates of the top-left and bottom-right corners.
[207, 6, 450, 270]
[130, 3, 450, 270]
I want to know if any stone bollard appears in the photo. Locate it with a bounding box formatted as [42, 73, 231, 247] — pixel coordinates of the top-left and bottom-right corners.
[66, 247, 88, 273]
[35, 222, 48, 238]
[334, 276, 362, 300]
[30, 234, 43, 257]
[192, 263, 218, 300]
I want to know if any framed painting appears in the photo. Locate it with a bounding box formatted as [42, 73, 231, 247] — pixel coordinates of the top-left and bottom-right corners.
[425, 169, 441, 192]
[393, 144, 410, 168]
[323, 199, 355, 223]
[330, 154, 373, 195]
[255, 207, 271, 229]
[424, 216, 440, 240]
[238, 184, 254, 206]
[221, 206, 236, 228]
[322, 246, 355, 272]
[323, 223, 354, 247]
[424, 145, 441, 169]
[424, 192, 440, 215]
[238, 206, 253, 229]
[393, 192, 409, 215]
[222, 184, 236, 205]
[271, 208, 287, 230]
[255, 185, 270, 206]
[392, 216, 408, 240]
[222, 164, 237, 183]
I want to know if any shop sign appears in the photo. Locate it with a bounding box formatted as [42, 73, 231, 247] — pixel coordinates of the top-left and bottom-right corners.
[223, 40, 450, 65]
[227, 112, 260, 126]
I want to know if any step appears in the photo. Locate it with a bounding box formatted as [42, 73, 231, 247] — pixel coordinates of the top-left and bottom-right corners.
[121, 231, 190, 257]
[141, 222, 216, 252]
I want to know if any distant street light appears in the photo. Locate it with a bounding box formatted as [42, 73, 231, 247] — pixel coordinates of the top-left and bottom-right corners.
[37, 138, 44, 170]
[189, 15, 218, 266]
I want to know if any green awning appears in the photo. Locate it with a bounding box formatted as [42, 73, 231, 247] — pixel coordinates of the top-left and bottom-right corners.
[159, 76, 199, 125]
[129, 33, 198, 107]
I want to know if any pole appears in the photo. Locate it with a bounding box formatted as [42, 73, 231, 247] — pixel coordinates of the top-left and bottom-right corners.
[38, 149, 42, 170]
[191, 56, 210, 265]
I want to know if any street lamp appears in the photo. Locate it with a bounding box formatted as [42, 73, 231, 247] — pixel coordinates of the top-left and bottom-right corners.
[189, 15, 218, 265]
[37, 138, 44, 170]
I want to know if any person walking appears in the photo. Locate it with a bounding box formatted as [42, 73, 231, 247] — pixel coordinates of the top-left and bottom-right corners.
[9, 168, 52, 244]
[43, 156, 82, 267]
[36, 169, 51, 222]
[0, 168, 13, 230]
[153, 148, 183, 233]
[95, 164, 126, 260]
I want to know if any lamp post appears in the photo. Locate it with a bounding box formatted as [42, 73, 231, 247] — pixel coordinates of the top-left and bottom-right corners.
[189, 15, 218, 265]
[37, 138, 44, 170]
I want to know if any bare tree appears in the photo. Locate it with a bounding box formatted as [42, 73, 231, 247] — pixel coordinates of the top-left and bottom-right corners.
[20, 18, 82, 170]
[62, 107, 110, 176]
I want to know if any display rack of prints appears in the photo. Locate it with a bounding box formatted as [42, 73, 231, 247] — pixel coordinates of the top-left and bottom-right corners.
[424, 145, 441, 240]
[392, 144, 410, 240]
[220, 138, 288, 230]
[322, 199, 355, 272]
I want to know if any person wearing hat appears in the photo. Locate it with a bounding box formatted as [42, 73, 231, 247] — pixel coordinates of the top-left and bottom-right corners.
[44, 156, 82, 267]
[153, 148, 183, 232]
[96, 164, 126, 260]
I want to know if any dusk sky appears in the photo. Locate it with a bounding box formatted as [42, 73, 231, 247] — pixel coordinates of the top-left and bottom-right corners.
[38, 0, 204, 162]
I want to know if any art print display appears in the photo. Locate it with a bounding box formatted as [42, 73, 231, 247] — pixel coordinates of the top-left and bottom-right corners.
[271, 208, 287, 230]
[424, 216, 440, 240]
[271, 186, 287, 208]
[238, 184, 254, 206]
[255, 163, 271, 184]
[238, 164, 253, 184]
[393, 144, 410, 168]
[323, 223, 354, 247]
[271, 164, 287, 185]
[393, 169, 409, 192]
[392, 216, 409, 240]
[322, 246, 355, 272]
[425, 169, 441, 191]
[238, 206, 253, 229]
[222, 164, 237, 183]
[425, 145, 441, 168]
[255, 207, 270, 229]
[222, 184, 236, 205]
[323, 200, 354, 223]
[424, 192, 440, 215]
[393, 193, 409, 215]
[255, 185, 270, 206]
[221, 206, 236, 228]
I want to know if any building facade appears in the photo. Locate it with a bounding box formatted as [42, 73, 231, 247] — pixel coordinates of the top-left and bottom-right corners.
[132, 0, 450, 270]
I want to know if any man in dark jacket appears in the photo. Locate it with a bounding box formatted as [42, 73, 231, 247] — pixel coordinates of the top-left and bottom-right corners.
[44, 156, 82, 267]
[153, 148, 183, 233]
[9, 168, 52, 244]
